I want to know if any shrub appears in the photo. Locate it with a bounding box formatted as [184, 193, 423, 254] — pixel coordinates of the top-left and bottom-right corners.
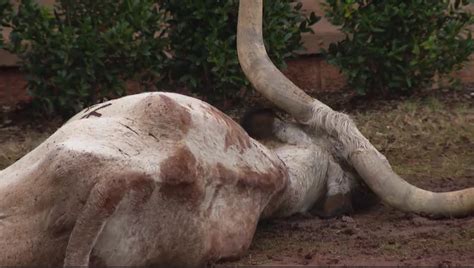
[0, 0, 12, 48]
[2, 0, 318, 115]
[158, 0, 319, 100]
[2, 0, 167, 116]
[325, 0, 474, 95]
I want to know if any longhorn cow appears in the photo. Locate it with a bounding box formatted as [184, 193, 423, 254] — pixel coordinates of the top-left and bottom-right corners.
[0, 0, 472, 267]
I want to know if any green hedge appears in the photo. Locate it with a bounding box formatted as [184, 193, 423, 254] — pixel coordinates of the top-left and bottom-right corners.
[2, 0, 168, 116]
[1, 0, 318, 116]
[157, 0, 318, 100]
[325, 0, 474, 95]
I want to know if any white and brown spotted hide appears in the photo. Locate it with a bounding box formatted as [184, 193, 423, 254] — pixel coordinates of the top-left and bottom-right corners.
[258, 120, 361, 219]
[0, 92, 288, 267]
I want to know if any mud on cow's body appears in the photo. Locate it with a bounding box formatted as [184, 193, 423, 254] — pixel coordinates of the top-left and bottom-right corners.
[0, 92, 287, 266]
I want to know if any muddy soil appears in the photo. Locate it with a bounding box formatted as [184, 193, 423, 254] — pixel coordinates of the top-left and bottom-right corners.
[221, 176, 474, 266]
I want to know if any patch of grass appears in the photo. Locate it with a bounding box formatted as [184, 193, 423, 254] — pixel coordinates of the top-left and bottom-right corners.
[379, 241, 405, 256]
[353, 96, 473, 179]
[0, 126, 54, 170]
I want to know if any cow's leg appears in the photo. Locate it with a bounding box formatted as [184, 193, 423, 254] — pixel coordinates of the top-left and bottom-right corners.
[312, 161, 353, 218]
[63, 172, 154, 267]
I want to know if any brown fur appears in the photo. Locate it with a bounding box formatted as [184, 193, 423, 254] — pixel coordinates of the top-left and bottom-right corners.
[215, 163, 286, 191]
[160, 146, 202, 185]
[203, 105, 252, 153]
[159, 146, 205, 205]
[141, 94, 193, 140]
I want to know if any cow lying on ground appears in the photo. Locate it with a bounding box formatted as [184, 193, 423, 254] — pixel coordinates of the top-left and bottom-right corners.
[0, 0, 472, 266]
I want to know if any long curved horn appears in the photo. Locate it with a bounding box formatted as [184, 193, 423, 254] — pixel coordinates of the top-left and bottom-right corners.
[237, 0, 474, 217]
[236, 0, 314, 123]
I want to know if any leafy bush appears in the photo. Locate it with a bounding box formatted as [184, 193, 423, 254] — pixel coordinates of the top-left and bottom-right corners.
[2, 0, 167, 116]
[0, 0, 12, 48]
[325, 0, 474, 95]
[158, 0, 319, 100]
[1, 0, 318, 115]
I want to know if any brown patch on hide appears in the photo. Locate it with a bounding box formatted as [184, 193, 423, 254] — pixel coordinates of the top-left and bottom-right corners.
[214, 163, 287, 192]
[160, 146, 200, 184]
[203, 105, 252, 153]
[96, 173, 155, 215]
[159, 146, 204, 204]
[143, 94, 192, 139]
[160, 95, 192, 134]
[128, 174, 156, 210]
[160, 182, 204, 206]
[102, 178, 129, 215]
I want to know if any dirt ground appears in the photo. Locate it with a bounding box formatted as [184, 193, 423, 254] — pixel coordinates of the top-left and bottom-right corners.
[0, 88, 473, 267]
[219, 176, 474, 266]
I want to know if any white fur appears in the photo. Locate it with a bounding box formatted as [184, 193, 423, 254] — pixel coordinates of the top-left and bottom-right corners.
[261, 117, 360, 218]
